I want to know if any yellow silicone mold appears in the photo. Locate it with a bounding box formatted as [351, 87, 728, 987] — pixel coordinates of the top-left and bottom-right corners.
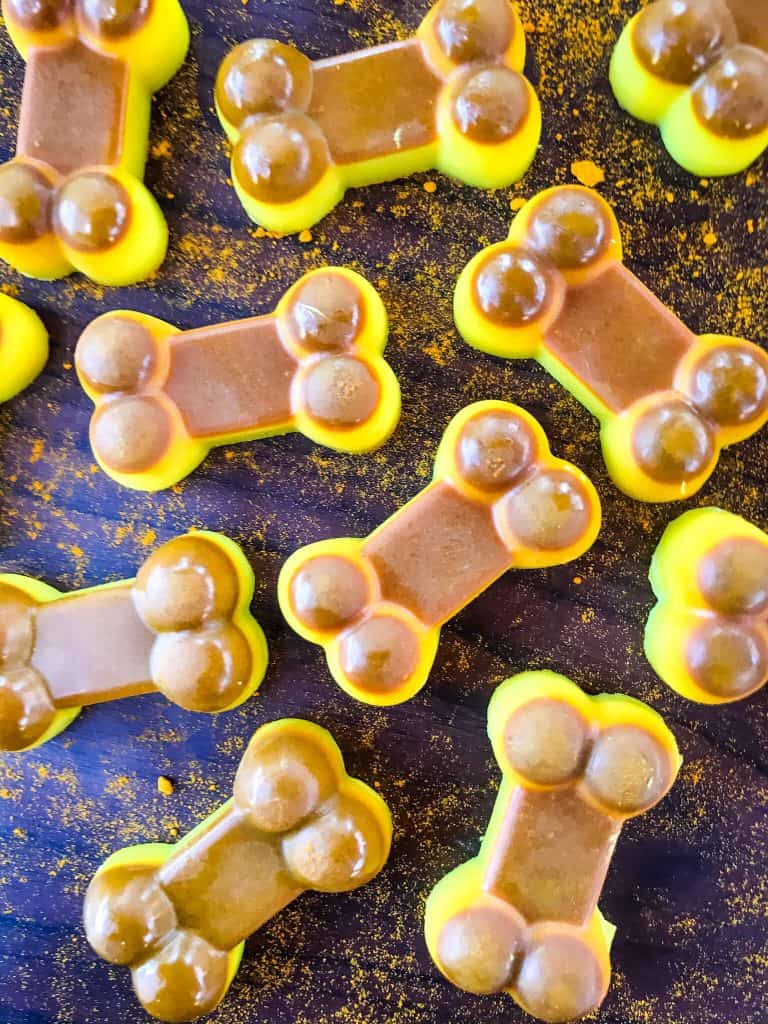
[0, 531, 268, 752]
[610, 0, 768, 176]
[646, 506, 768, 703]
[279, 401, 601, 706]
[214, 0, 541, 234]
[0, 0, 189, 284]
[0, 293, 48, 401]
[425, 670, 681, 1023]
[455, 184, 768, 503]
[75, 267, 400, 491]
[84, 717, 392, 1022]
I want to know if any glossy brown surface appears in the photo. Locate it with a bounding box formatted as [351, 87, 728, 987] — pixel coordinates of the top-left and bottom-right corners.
[79, 0, 151, 38]
[300, 355, 380, 428]
[632, 0, 737, 84]
[451, 66, 529, 143]
[516, 932, 605, 1023]
[289, 556, 370, 631]
[338, 614, 421, 695]
[632, 400, 714, 483]
[688, 344, 768, 426]
[585, 725, 675, 813]
[90, 395, 171, 472]
[699, 538, 768, 615]
[311, 41, 440, 165]
[724, 0, 768, 50]
[164, 318, 295, 437]
[504, 698, 588, 785]
[545, 264, 695, 412]
[53, 171, 130, 251]
[77, 316, 157, 393]
[500, 470, 592, 551]
[527, 189, 613, 271]
[5, 0, 71, 31]
[687, 620, 768, 697]
[472, 247, 553, 327]
[364, 481, 510, 624]
[282, 273, 365, 352]
[18, 43, 126, 176]
[0, 162, 51, 242]
[437, 906, 521, 994]
[432, 0, 515, 62]
[234, 113, 330, 204]
[455, 409, 536, 491]
[215, 39, 313, 128]
[691, 45, 768, 138]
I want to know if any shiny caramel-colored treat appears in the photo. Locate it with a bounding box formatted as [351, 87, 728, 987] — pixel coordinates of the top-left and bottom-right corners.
[214, 0, 541, 233]
[279, 401, 601, 706]
[84, 718, 392, 1021]
[0, 0, 189, 283]
[610, 0, 768, 175]
[75, 267, 400, 491]
[0, 533, 268, 752]
[646, 507, 768, 703]
[455, 185, 768, 503]
[425, 671, 681, 1023]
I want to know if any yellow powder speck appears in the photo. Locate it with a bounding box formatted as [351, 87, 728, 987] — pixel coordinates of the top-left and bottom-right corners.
[298, 229, 313, 243]
[665, 191, 675, 203]
[151, 139, 172, 159]
[157, 776, 174, 797]
[509, 196, 527, 211]
[570, 159, 604, 187]
[13, 828, 25, 838]
[29, 439, 44, 464]
[747, 219, 754, 234]
[423, 180, 437, 193]
[703, 229, 717, 247]
[572, 576, 583, 585]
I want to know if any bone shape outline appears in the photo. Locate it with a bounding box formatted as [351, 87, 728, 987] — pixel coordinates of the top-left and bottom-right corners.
[0, 0, 189, 284]
[0, 531, 268, 752]
[279, 401, 601, 706]
[610, 0, 768, 176]
[214, 0, 541, 234]
[0, 293, 48, 402]
[646, 506, 768, 703]
[75, 266, 400, 492]
[84, 717, 393, 1022]
[455, 184, 768, 503]
[425, 670, 681, 1024]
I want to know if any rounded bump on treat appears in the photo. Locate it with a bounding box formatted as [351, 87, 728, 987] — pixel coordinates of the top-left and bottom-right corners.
[283, 272, 365, 352]
[79, 0, 150, 37]
[282, 795, 386, 891]
[300, 355, 380, 429]
[526, 188, 613, 270]
[338, 614, 421, 696]
[516, 932, 605, 1023]
[437, 905, 523, 994]
[5, 0, 73, 31]
[692, 44, 768, 138]
[132, 929, 230, 1023]
[135, 536, 239, 634]
[501, 469, 593, 551]
[504, 698, 589, 785]
[90, 395, 171, 474]
[151, 624, 253, 713]
[699, 538, 768, 617]
[451, 66, 530, 143]
[234, 736, 335, 832]
[233, 113, 330, 204]
[289, 555, 370, 632]
[585, 725, 674, 814]
[472, 246, 555, 327]
[77, 316, 156, 394]
[0, 583, 36, 669]
[433, 0, 515, 63]
[84, 865, 176, 966]
[0, 668, 56, 752]
[0, 162, 53, 244]
[632, 400, 714, 484]
[53, 172, 130, 252]
[632, 0, 737, 85]
[455, 408, 537, 492]
[687, 620, 768, 699]
[688, 343, 768, 427]
[216, 39, 312, 127]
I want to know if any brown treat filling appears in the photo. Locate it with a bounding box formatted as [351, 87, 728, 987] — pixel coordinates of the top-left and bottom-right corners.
[501, 470, 592, 551]
[632, 0, 738, 84]
[451, 67, 529, 143]
[526, 188, 613, 272]
[54, 172, 130, 251]
[0, 669, 56, 752]
[84, 865, 176, 965]
[723, 0, 768, 50]
[5, 0, 72, 31]
[585, 725, 674, 813]
[77, 316, 156, 393]
[699, 538, 768, 615]
[31, 588, 156, 706]
[216, 40, 313, 128]
[132, 929, 230, 1023]
[310, 40, 440, 164]
[79, 0, 151, 38]
[516, 932, 605, 1023]
[234, 112, 330, 204]
[90, 395, 172, 473]
[545, 264, 695, 413]
[0, 163, 52, 243]
[301, 356, 380, 428]
[282, 272, 365, 351]
[18, 43, 127, 176]
[472, 247, 554, 327]
[164, 318, 295, 437]
[485, 788, 619, 925]
[687, 620, 768, 697]
[504, 698, 588, 785]
[632, 399, 714, 483]
[433, 0, 516, 63]
[688, 344, 768, 426]
[364, 481, 511, 625]
[456, 409, 536, 492]
[438, 905, 522, 995]
[338, 615, 420, 694]
[289, 555, 369, 631]
[691, 45, 768, 138]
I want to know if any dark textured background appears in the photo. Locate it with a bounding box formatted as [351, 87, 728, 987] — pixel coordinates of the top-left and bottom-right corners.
[0, 1, 766, 1022]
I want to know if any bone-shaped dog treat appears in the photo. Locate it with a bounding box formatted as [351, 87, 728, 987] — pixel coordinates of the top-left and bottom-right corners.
[75, 267, 400, 491]
[0, 0, 189, 284]
[84, 718, 392, 1022]
[610, 0, 768, 176]
[279, 401, 601, 706]
[214, 0, 541, 234]
[425, 671, 681, 1023]
[0, 532, 268, 752]
[646, 507, 768, 703]
[455, 185, 768, 503]
[0, 293, 48, 402]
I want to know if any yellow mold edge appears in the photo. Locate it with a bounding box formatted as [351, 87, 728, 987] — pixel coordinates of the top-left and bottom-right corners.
[0, 294, 48, 402]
